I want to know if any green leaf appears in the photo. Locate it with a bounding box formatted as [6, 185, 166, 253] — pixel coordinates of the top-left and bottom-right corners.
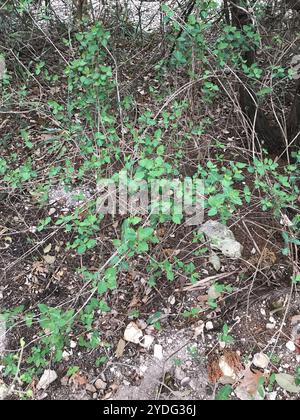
[215, 385, 232, 400]
[172, 214, 183, 224]
[157, 145, 165, 155]
[138, 227, 154, 240]
[77, 244, 87, 254]
[137, 241, 149, 253]
[257, 86, 273, 97]
[104, 267, 117, 289]
[161, 4, 175, 18]
[98, 280, 107, 294]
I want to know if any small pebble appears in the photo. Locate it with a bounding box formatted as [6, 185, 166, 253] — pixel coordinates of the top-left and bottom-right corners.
[70, 340, 77, 349]
[153, 344, 163, 360]
[181, 377, 191, 387]
[205, 321, 214, 331]
[95, 379, 107, 390]
[86, 384, 97, 393]
[269, 316, 276, 324]
[252, 353, 269, 369]
[260, 308, 266, 316]
[286, 341, 296, 352]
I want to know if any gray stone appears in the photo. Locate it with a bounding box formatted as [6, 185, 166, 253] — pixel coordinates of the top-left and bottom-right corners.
[48, 185, 91, 209]
[86, 384, 97, 393]
[0, 383, 8, 400]
[37, 370, 58, 390]
[95, 379, 107, 390]
[200, 221, 243, 258]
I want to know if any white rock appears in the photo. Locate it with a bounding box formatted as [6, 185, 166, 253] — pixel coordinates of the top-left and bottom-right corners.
[267, 391, 277, 401]
[252, 353, 269, 369]
[269, 316, 276, 324]
[62, 350, 72, 361]
[70, 340, 77, 349]
[181, 377, 191, 387]
[95, 379, 107, 390]
[37, 370, 58, 390]
[123, 322, 143, 344]
[153, 344, 163, 360]
[0, 383, 8, 400]
[200, 221, 243, 258]
[219, 341, 226, 349]
[193, 322, 204, 339]
[280, 215, 293, 227]
[168, 295, 176, 305]
[205, 321, 214, 331]
[260, 308, 266, 317]
[220, 239, 243, 258]
[286, 341, 296, 352]
[140, 335, 154, 350]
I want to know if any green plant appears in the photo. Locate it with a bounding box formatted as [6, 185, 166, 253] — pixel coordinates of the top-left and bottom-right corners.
[296, 367, 300, 386]
[173, 358, 183, 367]
[114, 217, 159, 257]
[96, 356, 108, 367]
[56, 208, 103, 254]
[147, 311, 162, 330]
[215, 384, 232, 400]
[219, 323, 234, 345]
[182, 307, 203, 318]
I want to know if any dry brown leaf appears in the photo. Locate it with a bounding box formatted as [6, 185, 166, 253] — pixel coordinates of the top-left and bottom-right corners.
[69, 372, 88, 389]
[196, 295, 208, 303]
[236, 366, 268, 399]
[43, 255, 56, 265]
[40, 133, 56, 141]
[163, 248, 181, 258]
[248, 248, 276, 269]
[223, 350, 243, 372]
[115, 338, 126, 358]
[156, 228, 166, 238]
[208, 351, 243, 383]
[128, 295, 140, 308]
[208, 357, 223, 383]
[32, 261, 48, 275]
